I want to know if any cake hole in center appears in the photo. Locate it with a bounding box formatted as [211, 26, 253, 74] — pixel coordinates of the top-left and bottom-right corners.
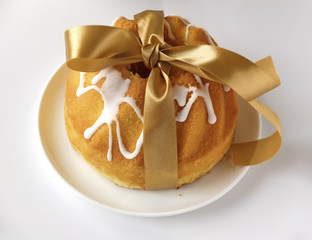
[129, 62, 150, 78]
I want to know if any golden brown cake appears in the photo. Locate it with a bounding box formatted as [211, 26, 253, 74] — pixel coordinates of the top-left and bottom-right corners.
[64, 15, 239, 189]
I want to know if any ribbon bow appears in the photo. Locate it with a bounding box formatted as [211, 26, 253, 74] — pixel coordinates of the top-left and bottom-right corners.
[65, 10, 281, 190]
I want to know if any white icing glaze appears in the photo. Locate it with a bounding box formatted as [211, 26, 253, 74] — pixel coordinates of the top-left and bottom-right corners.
[174, 75, 217, 124]
[77, 68, 219, 161]
[173, 85, 189, 107]
[178, 17, 192, 44]
[185, 24, 193, 43]
[164, 20, 176, 40]
[77, 67, 143, 161]
[175, 85, 197, 122]
[171, 15, 215, 46]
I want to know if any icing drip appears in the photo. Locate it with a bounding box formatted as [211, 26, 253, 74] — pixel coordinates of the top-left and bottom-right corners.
[185, 24, 193, 44]
[173, 75, 217, 124]
[173, 85, 189, 107]
[178, 17, 192, 44]
[174, 16, 215, 46]
[77, 67, 143, 161]
[164, 20, 176, 40]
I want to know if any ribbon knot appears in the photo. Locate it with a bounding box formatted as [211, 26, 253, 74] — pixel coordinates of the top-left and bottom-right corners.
[142, 44, 160, 69]
[141, 42, 171, 69]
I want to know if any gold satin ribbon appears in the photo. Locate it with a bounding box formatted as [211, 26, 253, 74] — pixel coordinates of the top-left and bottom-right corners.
[65, 10, 281, 190]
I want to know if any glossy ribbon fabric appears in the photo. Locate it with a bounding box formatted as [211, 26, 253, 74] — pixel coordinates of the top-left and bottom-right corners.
[65, 10, 281, 190]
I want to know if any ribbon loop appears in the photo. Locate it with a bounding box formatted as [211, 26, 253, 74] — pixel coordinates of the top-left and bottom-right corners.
[65, 25, 143, 72]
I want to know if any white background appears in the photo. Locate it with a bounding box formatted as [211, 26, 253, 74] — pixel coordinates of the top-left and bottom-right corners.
[1, 0, 311, 239]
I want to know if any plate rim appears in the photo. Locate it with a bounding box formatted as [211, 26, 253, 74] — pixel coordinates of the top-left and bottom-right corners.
[37, 63, 261, 217]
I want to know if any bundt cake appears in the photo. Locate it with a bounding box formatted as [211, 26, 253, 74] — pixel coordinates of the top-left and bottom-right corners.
[64, 15, 239, 189]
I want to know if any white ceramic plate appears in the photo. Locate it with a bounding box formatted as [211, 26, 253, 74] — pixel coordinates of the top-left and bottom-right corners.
[38, 64, 261, 217]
